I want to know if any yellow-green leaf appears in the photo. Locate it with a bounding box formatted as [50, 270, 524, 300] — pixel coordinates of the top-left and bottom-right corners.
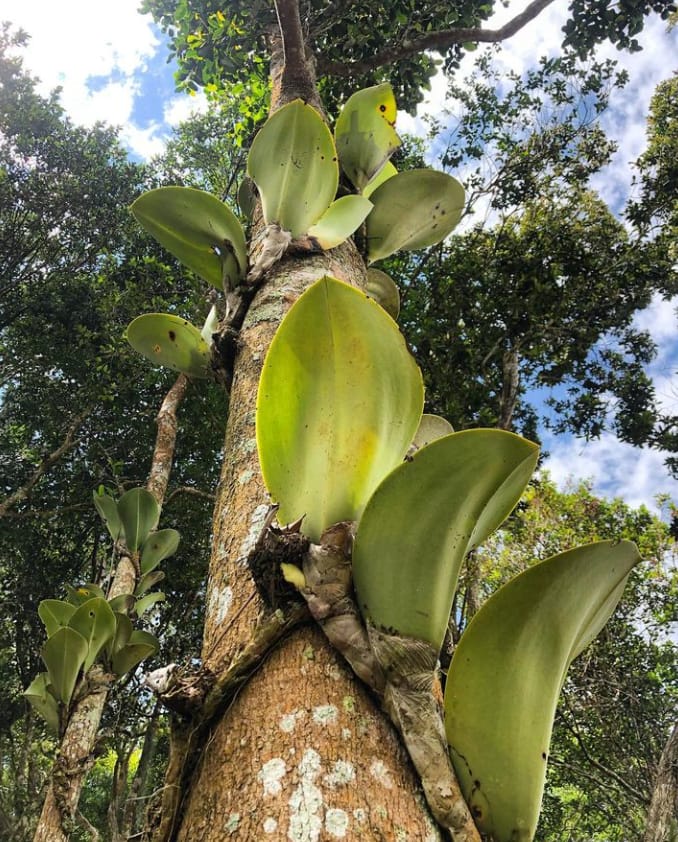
[256, 275, 423, 541]
[444, 540, 641, 842]
[353, 430, 538, 649]
[127, 313, 211, 379]
[307, 195, 373, 249]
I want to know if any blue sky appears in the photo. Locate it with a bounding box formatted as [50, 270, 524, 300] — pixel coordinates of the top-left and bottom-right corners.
[3, 0, 678, 513]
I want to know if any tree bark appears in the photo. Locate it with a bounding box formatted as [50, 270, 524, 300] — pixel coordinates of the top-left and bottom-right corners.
[169, 231, 455, 839]
[643, 723, 678, 842]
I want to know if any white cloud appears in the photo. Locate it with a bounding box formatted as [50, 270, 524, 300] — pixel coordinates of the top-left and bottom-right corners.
[163, 91, 210, 127]
[4, 0, 159, 128]
[542, 432, 678, 513]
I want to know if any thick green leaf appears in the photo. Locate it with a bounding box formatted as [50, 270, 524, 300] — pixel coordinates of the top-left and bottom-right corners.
[92, 490, 122, 541]
[257, 276, 423, 541]
[126, 313, 211, 379]
[353, 430, 539, 649]
[247, 100, 338, 237]
[117, 487, 159, 553]
[112, 630, 159, 676]
[335, 84, 401, 191]
[366, 170, 465, 263]
[444, 540, 641, 842]
[41, 626, 88, 705]
[38, 599, 76, 638]
[140, 528, 180, 574]
[363, 160, 397, 199]
[135, 570, 165, 597]
[412, 414, 454, 449]
[24, 673, 60, 733]
[108, 594, 135, 614]
[307, 195, 373, 249]
[365, 268, 400, 319]
[108, 612, 133, 657]
[131, 186, 246, 290]
[64, 583, 106, 605]
[68, 598, 116, 673]
[135, 591, 166, 617]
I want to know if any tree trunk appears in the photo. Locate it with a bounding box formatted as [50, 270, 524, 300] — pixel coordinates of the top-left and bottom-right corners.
[643, 722, 678, 842]
[168, 233, 451, 840]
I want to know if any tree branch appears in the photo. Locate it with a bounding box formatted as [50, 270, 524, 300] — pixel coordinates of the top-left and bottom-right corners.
[317, 0, 557, 77]
[0, 410, 90, 518]
[272, 0, 320, 107]
[146, 374, 190, 507]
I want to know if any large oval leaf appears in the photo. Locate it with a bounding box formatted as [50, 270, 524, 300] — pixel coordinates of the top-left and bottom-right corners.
[117, 487, 159, 553]
[140, 528, 180, 574]
[307, 195, 373, 250]
[131, 186, 246, 290]
[41, 626, 88, 705]
[411, 414, 454, 449]
[256, 275, 423, 541]
[24, 672, 60, 733]
[366, 170, 465, 264]
[444, 540, 641, 842]
[38, 599, 76, 638]
[353, 430, 539, 650]
[247, 100, 338, 238]
[68, 597, 116, 673]
[126, 313, 211, 379]
[335, 84, 401, 191]
[112, 630, 159, 676]
[93, 490, 122, 541]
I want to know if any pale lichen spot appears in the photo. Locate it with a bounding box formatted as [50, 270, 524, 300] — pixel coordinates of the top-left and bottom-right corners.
[353, 808, 367, 824]
[258, 757, 287, 796]
[243, 437, 258, 454]
[324, 663, 342, 681]
[324, 760, 355, 788]
[279, 709, 304, 733]
[208, 584, 233, 626]
[238, 504, 270, 563]
[288, 749, 323, 842]
[342, 696, 355, 714]
[325, 808, 349, 838]
[341, 728, 351, 740]
[238, 469, 254, 485]
[225, 813, 240, 833]
[312, 704, 338, 727]
[370, 759, 394, 789]
[263, 817, 278, 834]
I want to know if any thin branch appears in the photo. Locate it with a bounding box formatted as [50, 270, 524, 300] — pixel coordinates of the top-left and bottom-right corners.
[146, 374, 190, 507]
[165, 486, 216, 505]
[0, 410, 90, 518]
[318, 0, 557, 77]
[273, 0, 320, 106]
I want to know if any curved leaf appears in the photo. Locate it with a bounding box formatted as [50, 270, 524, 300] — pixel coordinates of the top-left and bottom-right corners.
[108, 612, 133, 657]
[135, 570, 165, 597]
[353, 430, 539, 649]
[135, 591, 166, 617]
[117, 487, 159, 553]
[112, 630, 159, 676]
[367, 170, 465, 263]
[247, 100, 338, 237]
[365, 268, 400, 320]
[131, 186, 246, 289]
[24, 672, 60, 733]
[257, 275, 423, 541]
[65, 583, 106, 605]
[411, 414, 454, 449]
[140, 528, 180, 574]
[335, 84, 400, 191]
[444, 540, 641, 842]
[108, 594, 135, 614]
[41, 626, 88, 705]
[363, 161, 397, 199]
[68, 597, 116, 673]
[307, 195, 373, 249]
[93, 490, 122, 541]
[38, 599, 76, 638]
[126, 313, 211, 379]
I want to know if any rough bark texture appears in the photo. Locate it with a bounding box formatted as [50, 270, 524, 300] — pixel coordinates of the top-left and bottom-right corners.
[643, 722, 678, 842]
[172, 239, 451, 839]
